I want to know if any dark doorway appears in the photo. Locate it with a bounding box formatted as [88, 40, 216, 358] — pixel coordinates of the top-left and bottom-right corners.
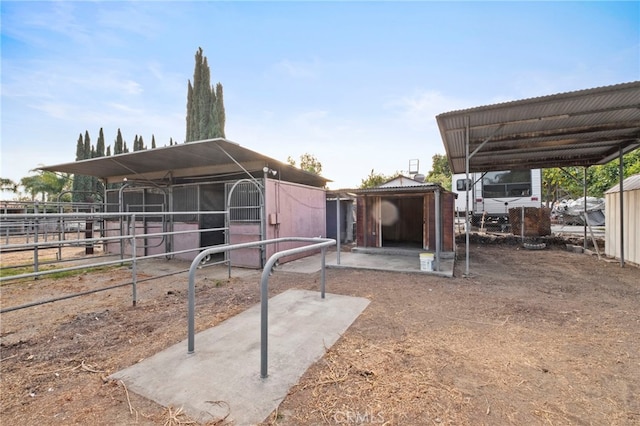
[199, 183, 226, 249]
[381, 196, 423, 249]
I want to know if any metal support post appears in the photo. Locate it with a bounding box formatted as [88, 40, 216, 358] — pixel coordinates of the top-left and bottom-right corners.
[619, 146, 625, 267]
[131, 214, 137, 306]
[434, 189, 441, 271]
[321, 246, 327, 298]
[34, 202, 39, 278]
[583, 167, 588, 250]
[464, 117, 470, 277]
[336, 194, 341, 265]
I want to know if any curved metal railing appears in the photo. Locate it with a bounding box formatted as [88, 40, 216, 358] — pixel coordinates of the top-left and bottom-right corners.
[187, 237, 336, 378]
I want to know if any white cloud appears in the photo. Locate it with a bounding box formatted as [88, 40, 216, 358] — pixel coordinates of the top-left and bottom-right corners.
[31, 102, 74, 120]
[387, 90, 470, 131]
[271, 58, 320, 79]
[122, 80, 143, 95]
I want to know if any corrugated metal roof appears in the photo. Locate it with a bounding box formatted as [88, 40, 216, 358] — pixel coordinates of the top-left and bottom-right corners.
[40, 138, 330, 188]
[437, 81, 640, 174]
[605, 174, 640, 194]
[379, 175, 429, 188]
[354, 183, 445, 195]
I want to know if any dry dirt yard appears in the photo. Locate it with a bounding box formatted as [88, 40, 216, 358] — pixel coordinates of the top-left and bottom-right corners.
[1, 244, 639, 425]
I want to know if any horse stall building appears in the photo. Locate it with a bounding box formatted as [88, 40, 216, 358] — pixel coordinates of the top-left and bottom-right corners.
[41, 138, 329, 268]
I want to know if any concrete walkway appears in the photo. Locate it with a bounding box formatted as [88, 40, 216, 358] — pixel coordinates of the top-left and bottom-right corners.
[276, 248, 455, 277]
[110, 289, 370, 425]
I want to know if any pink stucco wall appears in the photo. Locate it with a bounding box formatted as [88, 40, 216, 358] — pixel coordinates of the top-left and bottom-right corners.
[229, 222, 262, 268]
[104, 221, 200, 262]
[264, 179, 326, 263]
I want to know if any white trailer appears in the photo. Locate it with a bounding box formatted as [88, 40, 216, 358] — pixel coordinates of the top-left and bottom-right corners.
[452, 169, 542, 225]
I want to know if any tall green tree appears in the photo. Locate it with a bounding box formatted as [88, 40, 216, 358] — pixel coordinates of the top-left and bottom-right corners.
[151, 135, 156, 149]
[21, 171, 70, 202]
[83, 130, 99, 199]
[186, 47, 226, 142]
[114, 128, 124, 154]
[360, 169, 396, 189]
[83, 131, 91, 161]
[94, 128, 105, 196]
[542, 149, 640, 202]
[74, 133, 84, 161]
[1, 178, 18, 193]
[425, 154, 452, 190]
[96, 128, 105, 157]
[288, 153, 323, 175]
[72, 133, 89, 201]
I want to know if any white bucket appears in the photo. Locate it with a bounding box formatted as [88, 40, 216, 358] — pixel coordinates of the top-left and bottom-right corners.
[419, 253, 434, 271]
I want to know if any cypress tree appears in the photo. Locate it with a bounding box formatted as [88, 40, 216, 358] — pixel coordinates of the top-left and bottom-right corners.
[96, 128, 105, 157]
[94, 128, 105, 196]
[71, 131, 94, 202]
[83, 131, 91, 160]
[214, 82, 225, 138]
[74, 133, 84, 161]
[186, 82, 195, 142]
[106, 146, 111, 156]
[151, 135, 156, 149]
[72, 133, 84, 202]
[114, 128, 124, 154]
[108, 130, 124, 190]
[185, 47, 226, 142]
[83, 131, 98, 199]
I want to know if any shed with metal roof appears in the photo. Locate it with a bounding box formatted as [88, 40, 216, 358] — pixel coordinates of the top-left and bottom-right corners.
[605, 174, 640, 267]
[353, 184, 455, 271]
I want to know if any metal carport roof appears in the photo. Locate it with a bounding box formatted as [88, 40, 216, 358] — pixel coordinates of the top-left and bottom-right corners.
[437, 81, 640, 174]
[40, 138, 330, 188]
[436, 81, 640, 274]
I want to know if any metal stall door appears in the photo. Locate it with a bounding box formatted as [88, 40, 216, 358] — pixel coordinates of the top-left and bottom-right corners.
[225, 181, 264, 268]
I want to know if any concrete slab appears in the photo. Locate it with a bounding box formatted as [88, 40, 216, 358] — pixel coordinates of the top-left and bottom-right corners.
[110, 289, 370, 425]
[276, 250, 455, 277]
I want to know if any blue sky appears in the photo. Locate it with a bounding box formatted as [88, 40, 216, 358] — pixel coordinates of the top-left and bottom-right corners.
[1, 1, 638, 196]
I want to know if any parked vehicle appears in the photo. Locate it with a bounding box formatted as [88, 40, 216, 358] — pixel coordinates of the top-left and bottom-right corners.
[452, 169, 542, 225]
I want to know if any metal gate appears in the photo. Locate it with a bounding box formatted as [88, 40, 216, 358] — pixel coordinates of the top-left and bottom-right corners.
[225, 179, 265, 267]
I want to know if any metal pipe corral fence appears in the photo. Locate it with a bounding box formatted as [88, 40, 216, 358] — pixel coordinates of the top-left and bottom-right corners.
[0, 210, 228, 312]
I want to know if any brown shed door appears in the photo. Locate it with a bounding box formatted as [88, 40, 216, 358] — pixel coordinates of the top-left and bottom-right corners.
[357, 196, 381, 248]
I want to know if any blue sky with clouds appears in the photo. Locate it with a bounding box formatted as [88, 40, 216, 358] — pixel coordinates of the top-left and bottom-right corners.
[1, 1, 638, 195]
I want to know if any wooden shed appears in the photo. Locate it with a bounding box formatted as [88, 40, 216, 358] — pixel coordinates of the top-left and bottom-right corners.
[605, 174, 640, 267]
[355, 183, 455, 254]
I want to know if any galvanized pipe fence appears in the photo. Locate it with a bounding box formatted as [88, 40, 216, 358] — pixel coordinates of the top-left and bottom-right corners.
[187, 237, 337, 379]
[1, 210, 229, 313]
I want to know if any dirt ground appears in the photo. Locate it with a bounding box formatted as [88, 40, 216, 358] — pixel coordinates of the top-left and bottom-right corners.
[1, 242, 639, 425]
